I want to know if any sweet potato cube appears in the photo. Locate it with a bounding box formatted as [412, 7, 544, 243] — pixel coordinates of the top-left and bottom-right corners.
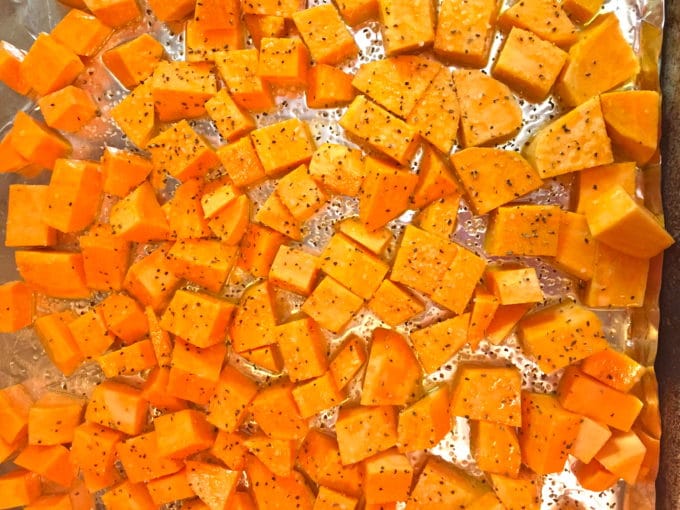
[434, 0, 499, 67]
[79, 223, 131, 291]
[148, 120, 220, 182]
[583, 242, 649, 308]
[97, 339, 157, 377]
[352, 56, 440, 118]
[255, 191, 303, 240]
[492, 27, 567, 101]
[206, 88, 255, 142]
[454, 69, 522, 148]
[557, 366, 643, 431]
[581, 347, 644, 393]
[109, 181, 169, 243]
[471, 420, 521, 477]
[337, 218, 391, 255]
[306, 64, 356, 109]
[362, 328, 421, 406]
[217, 137, 267, 189]
[246, 455, 315, 510]
[186, 462, 241, 510]
[141, 367, 186, 410]
[450, 147, 542, 215]
[250, 382, 308, 440]
[5, 185, 55, 247]
[0, 131, 36, 176]
[391, 224, 459, 296]
[293, 5, 358, 65]
[416, 194, 460, 239]
[215, 49, 275, 112]
[275, 317, 328, 382]
[368, 280, 424, 326]
[147, 0, 195, 22]
[71, 423, 123, 492]
[555, 13, 639, 106]
[410, 313, 470, 373]
[244, 14, 286, 48]
[241, 0, 304, 17]
[575, 161, 636, 213]
[257, 37, 309, 87]
[82, 0, 141, 27]
[21, 33, 84, 96]
[359, 156, 418, 230]
[230, 281, 278, 352]
[167, 239, 238, 293]
[38, 85, 97, 132]
[124, 245, 182, 311]
[518, 392, 580, 475]
[194, 0, 240, 31]
[275, 164, 329, 221]
[86, 380, 147, 435]
[498, 0, 576, 47]
[408, 456, 487, 507]
[244, 433, 296, 477]
[185, 19, 244, 63]
[0, 41, 30, 95]
[16, 250, 89, 299]
[103, 33, 164, 89]
[397, 385, 450, 452]
[486, 267, 544, 305]
[553, 211, 597, 280]
[489, 471, 542, 510]
[154, 409, 216, 459]
[207, 194, 250, 245]
[0, 385, 32, 445]
[450, 364, 521, 426]
[110, 79, 156, 148]
[517, 302, 607, 373]
[0, 282, 32, 333]
[379, 0, 435, 54]
[595, 430, 646, 484]
[467, 286, 500, 348]
[411, 144, 460, 208]
[166, 339, 225, 405]
[101, 480, 155, 509]
[98, 292, 148, 343]
[269, 245, 320, 295]
[334, 0, 377, 25]
[302, 276, 363, 333]
[34, 311, 84, 376]
[52, 8, 112, 56]
[161, 289, 234, 348]
[340, 95, 420, 165]
[407, 69, 459, 154]
[101, 147, 153, 197]
[15, 444, 75, 487]
[335, 405, 398, 464]
[485, 303, 533, 344]
[308, 143, 364, 197]
[329, 335, 367, 390]
[66, 309, 112, 359]
[240, 344, 283, 373]
[151, 61, 217, 122]
[320, 233, 390, 299]
[524, 96, 614, 178]
[364, 448, 413, 504]
[0, 470, 41, 508]
[164, 178, 213, 239]
[146, 469, 195, 505]
[292, 371, 344, 418]
[571, 459, 619, 492]
[28, 392, 84, 445]
[586, 184, 673, 259]
[314, 487, 358, 510]
[116, 431, 183, 483]
[431, 244, 487, 314]
[211, 431, 248, 470]
[251, 118, 315, 176]
[465, 492, 505, 510]
[572, 417, 612, 464]
[9, 112, 71, 171]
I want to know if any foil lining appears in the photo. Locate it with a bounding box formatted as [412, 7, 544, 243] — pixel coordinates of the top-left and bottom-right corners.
[0, 0, 665, 507]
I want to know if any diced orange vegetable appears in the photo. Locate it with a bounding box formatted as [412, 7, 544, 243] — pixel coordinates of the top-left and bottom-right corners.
[557, 366, 643, 431]
[98, 292, 148, 343]
[101, 147, 153, 198]
[206, 88, 255, 142]
[38, 85, 97, 132]
[434, 0, 499, 66]
[416, 194, 461, 239]
[186, 460, 241, 510]
[293, 5, 359, 65]
[101, 480, 155, 510]
[575, 161, 637, 213]
[397, 385, 450, 452]
[269, 245, 320, 295]
[306, 64, 356, 108]
[151, 61, 217, 122]
[85, 380, 148, 435]
[230, 281, 278, 352]
[450, 147, 542, 215]
[82, 0, 142, 28]
[411, 146, 459, 210]
[595, 429, 646, 484]
[207, 194, 250, 245]
[489, 471, 542, 510]
[471, 420, 521, 477]
[498, 0, 576, 47]
[572, 459, 619, 492]
[553, 211, 597, 280]
[407, 456, 487, 507]
[430, 243, 487, 314]
[467, 285, 500, 349]
[109, 182, 169, 242]
[0, 41, 30, 95]
[200, 175, 241, 220]
[292, 371, 344, 418]
[52, 8, 113, 56]
[335, 405, 398, 464]
[244, 14, 287, 48]
[154, 409, 216, 458]
[141, 367, 187, 411]
[337, 218, 391, 255]
[21, 33, 84, 95]
[334, 0, 377, 25]
[97, 339, 157, 377]
[103, 33, 165, 88]
[486, 303, 533, 344]
[24, 494, 75, 510]
[275, 164, 328, 221]
[486, 204, 561, 256]
[164, 178, 213, 240]
[454, 69, 522, 148]
[9, 112, 71, 171]
[110, 78, 156, 149]
[211, 431, 248, 470]
[124, 245, 182, 311]
[377, 0, 435, 55]
[368, 279, 424, 327]
[308, 143, 364, 197]
[364, 448, 413, 504]
[555, 13, 640, 106]
[167, 239, 237, 293]
[5, 185, 54, 247]
[240, 344, 283, 373]
[411, 313, 470, 373]
[485, 267, 544, 305]
[28, 392, 84, 445]
[185, 19, 245, 62]
[257, 37, 309, 87]
[585, 184, 674, 259]
[0, 470, 41, 509]
[15, 444, 75, 487]
[217, 136, 267, 188]
[147, 469, 196, 505]
[0, 385, 32, 445]
[572, 417, 612, 464]
[166, 344, 223, 406]
[215, 49, 275, 112]
[524, 96, 614, 178]
[34, 311, 85, 376]
[562, 0, 603, 22]
[492, 27, 568, 101]
[0, 131, 36, 176]
[517, 302, 607, 373]
[194, 0, 240, 31]
[252, 188, 301, 245]
[580, 347, 644, 392]
[147, 0, 195, 21]
[78, 224, 130, 291]
[250, 381, 309, 440]
[328, 335, 367, 390]
[116, 431, 183, 483]
[518, 392, 580, 475]
[340, 95, 420, 165]
[359, 156, 419, 230]
[244, 433, 296, 477]
[71, 422, 124, 491]
[207, 365, 259, 432]
[450, 364, 521, 426]
[251, 118, 316, 176]
[275, 317, 328, 382]
[0, 281, 33, 333]
[246, 455, 315, 510]
[314, 486, 358, 510]
[16, 250, 89, 299]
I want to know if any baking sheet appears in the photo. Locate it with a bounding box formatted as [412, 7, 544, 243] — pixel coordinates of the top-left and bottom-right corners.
[0, 0, 668, 507]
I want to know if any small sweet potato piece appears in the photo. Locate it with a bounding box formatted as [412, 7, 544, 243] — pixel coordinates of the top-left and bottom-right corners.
[292, 371, 344, 418]
[364, 448, 414, 504]
[21, 33, 84, 96]
[38, 86, 98, 132]
[275, 164, 328, 221]
[306, 65, 356, 108]
[580, 347, 644, 393]
[151, 61, 217, 122]
[147, 0, 195, 22]
[411, 144, 460, 209]
[244, 14, 287, 48]
[572, 417, 612, 464]
[498, 0, 576, 47]
[485, 205, 561, 257]
[489, 471, 542, 510]
[258, 37, 309, 87]
[251, 118, 316, 176]
[185, 20, 244, 63]
[378, 0, 435, 55]
[109, 181, 170, 243]
[124, 245, 182, 311]
[308, 143, 364, 197]
[97, 339, 157, 377]
[240, 0, 305, 17]
[5, 185, 56, 248]
[103, 33, 164, 89]
[410, 314, 470, 373]
[575, 161, 637, 213]
[215, 49, 275, 112]
[470, 420, 521, 477]
[302, 277, 364, 333]
[0, 282, 33, 333]
[51, 8, 113, 56]
[367, 279, 424, 326]
[0, 41, 30, 94]
[335, 405, 398, 464]
[408, 457, 487, 507]
[554, 211, 597, 280]
[250, 382, 309, 440]
[269, 245, 320, 295]
[230, 281, 278, 352]
[293, 4, 359, 65]
[594, 430, 646, 484]
[238, 224, 287, 277]
[109, 78, 156, 148]
[16, 250, 90, 299]
[275, 317, 329, 382]
[101, 147, 153, 198]
[9, 112, 71, 171]
[82, 0, 141, 28]
[206, 88, 256, 142]
[562, 0, 603, 22]
[397, 385, 450, 452]
[0, 471, 41, 508]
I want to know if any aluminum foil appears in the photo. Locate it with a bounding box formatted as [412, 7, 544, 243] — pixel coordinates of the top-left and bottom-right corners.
[0, 0, 666, 507]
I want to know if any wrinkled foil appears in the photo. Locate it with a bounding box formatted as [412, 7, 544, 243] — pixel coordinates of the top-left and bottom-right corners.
[0, 0, 665, 507]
